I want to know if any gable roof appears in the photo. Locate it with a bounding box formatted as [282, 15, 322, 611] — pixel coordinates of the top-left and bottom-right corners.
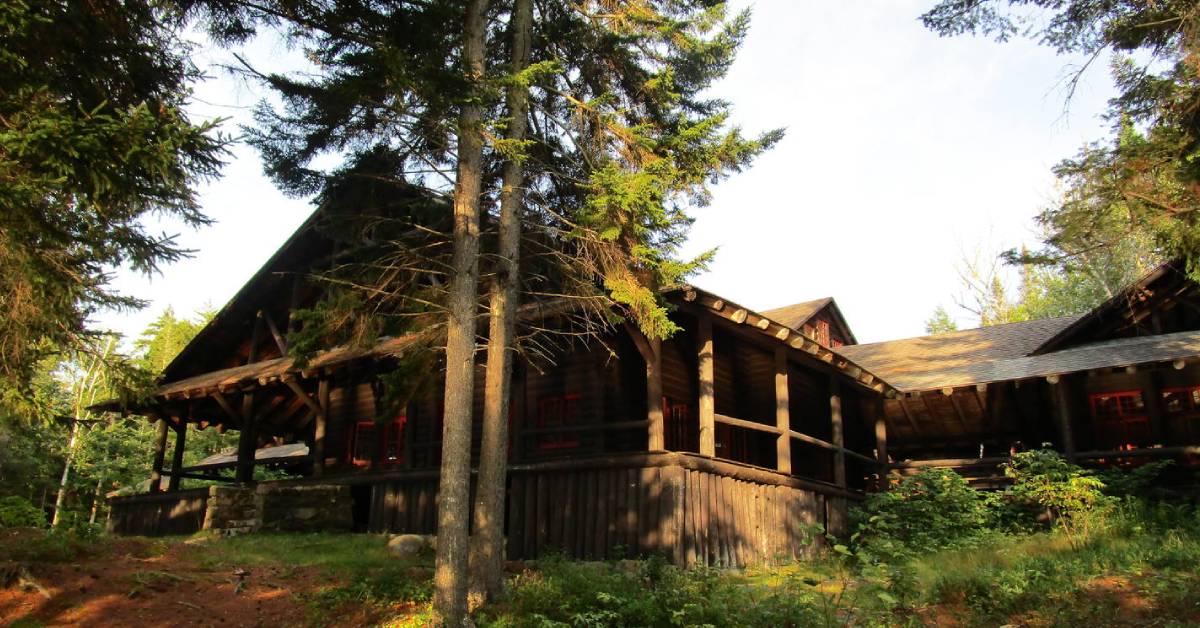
[761, 298, 832, 329]
[1031, 259, 1183, 355]
[761, 297, 858, 345]
[835, 315, 1082, 391]
[677, 286, 891, 396]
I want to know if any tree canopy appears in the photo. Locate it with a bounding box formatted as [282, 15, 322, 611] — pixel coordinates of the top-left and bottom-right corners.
[0, 0, 227, 405]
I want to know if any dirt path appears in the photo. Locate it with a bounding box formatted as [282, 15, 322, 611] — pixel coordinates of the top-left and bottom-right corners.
[0, 535, 358, 627]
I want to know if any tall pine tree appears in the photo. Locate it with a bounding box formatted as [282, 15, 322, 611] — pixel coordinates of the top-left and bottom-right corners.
[191, 1, 778, 620]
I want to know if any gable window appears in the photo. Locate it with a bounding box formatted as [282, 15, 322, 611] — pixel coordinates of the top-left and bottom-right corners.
[815, 320, 831, 346]
[536, 393, 580, 451]
[1089, 391, 1150, 450]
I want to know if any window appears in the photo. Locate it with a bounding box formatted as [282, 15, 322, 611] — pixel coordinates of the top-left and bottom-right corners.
[1089, 391, 1150, 450]
[350, 421, 377, 466]
[1162, 385, 1200, 443]
[815, 320, 831, 346]
[349, 415, 407, 466]
[1162, 386, 1200, 414]
[536, 393, 580, 451]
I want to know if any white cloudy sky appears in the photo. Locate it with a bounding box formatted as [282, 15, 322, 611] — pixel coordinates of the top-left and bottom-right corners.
[95, 1, 1115, 345]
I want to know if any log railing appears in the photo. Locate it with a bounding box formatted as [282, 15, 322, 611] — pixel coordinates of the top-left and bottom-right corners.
[713, 413, 876, 465]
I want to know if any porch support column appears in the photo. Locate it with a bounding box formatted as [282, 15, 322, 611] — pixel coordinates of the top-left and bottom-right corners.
[1139, 370, 1167, 445]
[1049, 375, 1077, 462]
[774, 347, 791, 474]
[149, 419, 169, 494]
[235, 392, 256, 484]
[874, 397, 888, 491]
[830, 378, 846, 488]
[313, 377, 330, 478]
[697, 316, 716, 457]
[168, 422, 186, 492]
[625, 323, 664, 451]
[647, 336, 664, 451]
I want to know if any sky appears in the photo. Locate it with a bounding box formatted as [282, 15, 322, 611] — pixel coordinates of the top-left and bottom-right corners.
[95, 0, 1117, 347]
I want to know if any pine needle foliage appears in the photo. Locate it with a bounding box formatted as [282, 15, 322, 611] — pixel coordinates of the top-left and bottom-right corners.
[0, 0, 228, 400]
[192, 0, 780, 354]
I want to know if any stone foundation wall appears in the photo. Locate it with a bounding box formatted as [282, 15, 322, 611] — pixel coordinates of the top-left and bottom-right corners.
[201, 484, 353, 535]
[203, 486, 261, 536]
[258, 484, 353, 533]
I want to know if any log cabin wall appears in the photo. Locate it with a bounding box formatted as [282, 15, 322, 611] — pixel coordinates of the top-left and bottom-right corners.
[108, 489, 210, 536]
[354, 453, 848, 567]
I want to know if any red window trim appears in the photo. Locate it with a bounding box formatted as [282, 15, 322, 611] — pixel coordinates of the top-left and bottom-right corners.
[348, 415, 407, 467]
[1088, 390, 1149, 451]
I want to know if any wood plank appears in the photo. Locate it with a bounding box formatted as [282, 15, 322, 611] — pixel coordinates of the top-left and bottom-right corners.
[592, 470, 604, 559]
[524, 475, 538, 558]
[536, 473, 548, 556]
[508, 475, 525, 559]
[625, 468, 638, 554]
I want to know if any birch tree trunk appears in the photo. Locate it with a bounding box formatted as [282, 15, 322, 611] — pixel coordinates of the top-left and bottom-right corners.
[51, 417, 82, 528]
[433, 0, 489, 623]
[89, 477, 103, 524]
[470, 0, 532, 602]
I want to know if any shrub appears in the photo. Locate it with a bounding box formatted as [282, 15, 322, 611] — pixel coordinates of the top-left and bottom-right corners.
[0, 496, 46, 529]
[1002, 449, 1114, 543]
[853, 468, 989, 556]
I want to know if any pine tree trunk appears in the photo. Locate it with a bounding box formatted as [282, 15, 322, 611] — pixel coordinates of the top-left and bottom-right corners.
[51, 418, 82, 528]
[433, 0, 489, 624]
[470, 0, 532, 602]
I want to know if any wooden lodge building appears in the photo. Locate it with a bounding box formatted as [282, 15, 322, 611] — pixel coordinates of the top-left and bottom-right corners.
[106, 211, 1200, 565]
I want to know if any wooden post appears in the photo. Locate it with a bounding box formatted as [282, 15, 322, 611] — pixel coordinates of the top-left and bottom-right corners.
[168, 423, 186, 492]
[830, 378, 846, 488]
[874, 398, 888, 491]
[697, 316, 716, 457]
[647, 336, 664, 451]
[235, 392, 256, 484]
[313, 377, 330, 478]
[774, 347, 791, 474]
[1051, 376, 1077, 462]
[1139, 370, 1167, 445]
[149, 419, 169, 494]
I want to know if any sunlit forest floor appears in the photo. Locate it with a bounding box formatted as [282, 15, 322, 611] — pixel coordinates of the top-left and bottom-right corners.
[3, 526, 1200, 627]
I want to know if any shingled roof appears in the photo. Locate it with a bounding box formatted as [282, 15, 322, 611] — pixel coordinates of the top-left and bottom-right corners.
[761, 298, 833, 329]
[835, 316, 1082, 391]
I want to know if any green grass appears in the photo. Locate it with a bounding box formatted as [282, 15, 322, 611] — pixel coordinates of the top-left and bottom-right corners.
[180, 533, 434, 624]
